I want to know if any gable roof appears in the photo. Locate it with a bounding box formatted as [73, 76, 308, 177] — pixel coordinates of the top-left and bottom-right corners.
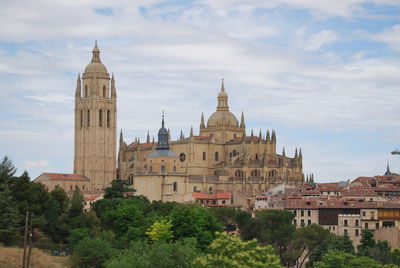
[41, 173, 90, 181]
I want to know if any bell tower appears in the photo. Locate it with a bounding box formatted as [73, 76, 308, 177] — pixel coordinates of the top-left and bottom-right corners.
[74, 42, 117, 190]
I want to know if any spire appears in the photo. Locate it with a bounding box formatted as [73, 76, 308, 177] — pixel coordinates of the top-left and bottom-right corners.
[271, 130, 276, 143]
[156, 113, 169, 150]
[146, 130, 150, 143]
[217, 79, 229, 111]
[111, 73, 116, 98]
[119, 129, 123, 144]
[161, 110, 165, 128]
[259, 129, 262, 139]
[385, 161, 392, 176]
[266, 130, 270, 142]
[299, 148, 302, 158]
[295, 147, 298, 158]
[91, 40, 101, 63]
[200, 113, 205, 129]
[190, 126, 193, 137]
[152, 136, 155, 143]
[240, 111, 245, 128]
[251, 129, 254, 137]
[282, 147, 285, 156]
[180, 130, 184, 139]
[75, 73, 81, 98]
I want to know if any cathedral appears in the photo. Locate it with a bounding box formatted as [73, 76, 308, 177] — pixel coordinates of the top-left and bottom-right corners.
[35, 43, 304, 201]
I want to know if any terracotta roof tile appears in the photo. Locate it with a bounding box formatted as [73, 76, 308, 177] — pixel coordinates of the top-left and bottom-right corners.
[43, 173, 89, 181]
[192, 192, 231, 200]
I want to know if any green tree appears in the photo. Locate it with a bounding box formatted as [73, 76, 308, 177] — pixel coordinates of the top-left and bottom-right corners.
[70, 237, 116, 268]
[50, 185, 69, 213]
[146, 218, 173, 242]
[104, 179, 135, 199]
[358, 229, 376, 256]
[0, 156, 17, 183]
[104, 204, 145, 238]
[370, 240, 392, 264]
[69, 186, 84, 218]
[106, 239, 200, 268]
[0, 185, 20, 245]
[314, 250, 382, 268]
[194, 233, 283, 268]
[170, 204, 222, 251]
[209, 207, 237, 227]
[68, 228, 91, 249]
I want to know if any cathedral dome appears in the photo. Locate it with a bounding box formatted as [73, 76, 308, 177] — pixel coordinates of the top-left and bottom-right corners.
[207, 110, 239, 127]
[84, 41, 108, 74]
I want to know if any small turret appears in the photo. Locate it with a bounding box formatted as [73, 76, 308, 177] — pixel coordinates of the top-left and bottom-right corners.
[111, 73, 116, 98]
[190, 126, 193, 137]
[119, 129, 124, 145]
[385, 161, 392, 176]
[240, 111, 246, 128]
[200, 113, 205, 129]
[266, 130, 270, 143]
[259, 129, 262, 139]
[282, 147, 285, 157]
[146, 131, 150, 143]
[180, 130, 184, 139]
[75, 73, 81, 98]
[295, 147, 298, 158]
[251, 129, 254, 137]
[271, 130, 276, 144]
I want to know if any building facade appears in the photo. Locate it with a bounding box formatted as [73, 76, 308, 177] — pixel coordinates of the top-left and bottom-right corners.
[118, 80, 304, 202]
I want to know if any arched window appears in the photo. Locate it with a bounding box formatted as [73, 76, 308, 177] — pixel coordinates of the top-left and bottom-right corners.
[208, 187, 213, 193]
[255, 154, 258, 160]
[80, 110, 83, 127]
[173, 166, 176, 172]
[193, 186, 199, 192]
[85, 85, 88, 97]
[128, 174, 134, 185]
[173, 182, 178, 192]
[160, 165, 166, 172]
[235, 169, 243, 178]
[233, 150, 237, 156]
[268, 170, 276, 178]
[106, 110, 110, 127]
[203, 152, 206, 161]
[251, 169, 260, 178]
[99, 109, 103, 127]
[87, 109, 90, 127]
[215, 151, 219, 161]
[103, 85, 106, 98]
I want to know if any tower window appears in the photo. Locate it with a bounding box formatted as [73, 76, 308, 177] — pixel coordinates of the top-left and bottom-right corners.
[173, 182, 178, 192]
[99, 110, 103, 127]
[103, 86, 107, 98]
[87, 110, 90, 127]
[85, 85, 88, 97]
[106, 110, 110, 127]
[173, 166, 176, 172]
[161, 165, 165, 172]
[80, 110, 83, 127]
[203, 152, 206, 161]
[215, 151, 219, 161]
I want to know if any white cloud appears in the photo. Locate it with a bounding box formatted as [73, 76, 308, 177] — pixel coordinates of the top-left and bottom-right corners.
[295, 29, 339, 51]
[371, 24, 400, 51]
[23, 159, 49, 169]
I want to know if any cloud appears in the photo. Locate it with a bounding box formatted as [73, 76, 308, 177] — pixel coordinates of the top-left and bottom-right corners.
[371, 24, 400, 51]
[295, 29, 339, 51]
[23, 159, 49, 169]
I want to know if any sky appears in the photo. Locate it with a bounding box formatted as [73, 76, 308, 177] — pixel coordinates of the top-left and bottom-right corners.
[1, 0, 400, 182]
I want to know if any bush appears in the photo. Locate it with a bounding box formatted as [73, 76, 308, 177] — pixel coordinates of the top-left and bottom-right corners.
[70, 237, 116, 268]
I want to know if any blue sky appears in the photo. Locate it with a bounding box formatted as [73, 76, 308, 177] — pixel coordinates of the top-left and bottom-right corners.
[1, 0, 400, 182]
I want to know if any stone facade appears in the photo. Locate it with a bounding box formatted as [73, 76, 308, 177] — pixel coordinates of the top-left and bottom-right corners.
[74, 42, 117, 191]
[34, 173, 91, 194]
[118, 80, 304, 202]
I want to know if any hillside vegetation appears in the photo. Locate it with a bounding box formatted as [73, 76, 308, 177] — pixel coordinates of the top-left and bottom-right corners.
[0, 247, 69, 268]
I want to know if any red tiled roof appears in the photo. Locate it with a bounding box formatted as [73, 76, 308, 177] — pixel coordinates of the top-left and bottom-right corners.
[192, 192, 231, 200]
[84, 193, 103, 202]
[43, 173, 89, 181]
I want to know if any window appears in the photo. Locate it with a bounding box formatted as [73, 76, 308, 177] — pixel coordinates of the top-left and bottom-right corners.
[179, 153, 186, 162]
[160, 165, 165, 172]
[301, 219, 305, 226]
[294, 219, 297, 225]
[308, 210, 311, 217]
[293, 210, 297, 216]
[215, 151, 219, 161]
[365, 223, 369, 229]
[344, 229, 348, 236]
[103, 85, 106, 98]
[209, 187, 213, 193]
[80, 110, 83, 127]
[376, 222, 379, 229]
[355, 219, 359, 226]
[213, 200, 217, 205]
[99, 110, 103, 127]
[301, 210, 304, 217]
[362, 211, 366, 217]
[344, 219, 348, 226]
[173, 182, 178, 192]
[233, 150, 237, 156]
[85, 85, 88, 97]
[308, 220, 311, 225]
[355, 229, 359, 236]
[128, 174, 133, 185]
[371, 211, 375, 219]
[251, 169, 260, 178]
[87, 109, 90, 127]
[222, 200, 226, 204]
[235, 170, 243, 178]
[106, 110, 110, 127]
[193, 186, 198, 192]
[173, 166, 176, 172]
[203, 152, 206, 160]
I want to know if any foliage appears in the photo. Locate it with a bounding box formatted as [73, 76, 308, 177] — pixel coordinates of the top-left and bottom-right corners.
[104, 179, 135, 199]
[358, 229, 376, 256]
[370, 241, 392, 264]
[104, 204, 145, 238]
[307, 233, 354, 266]
[209, 207, 237, 227]
[69, 186, 84, 218]
[313, 250, 382, 268]
[170, 204, 222, 251]
[70, 237, 116, 268]
[0, 185, 20, 246]
[106, 239, 200, 268]
[0, 156, 17, 183]
[194, 233, 283, 268]
[68, 228, 91, 249]
[146, 219, 173, 242]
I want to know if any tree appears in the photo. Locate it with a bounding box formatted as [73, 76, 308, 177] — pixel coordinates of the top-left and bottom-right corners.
[50, 185, 69, 213]
[68, 228, 91, 249]
[194, 233, 283, 268]
[370, 240, 392, 264]
[71, 237, 116, 268]
[313, 250, 382, 268]
[69, 186, 84, 218]
[0, 185, 20, 246]
[146, 219, 173, 242]
[358, 229, 376, 256]
[104, 204, 145, 238]
[0, 156, 17, 183]
[106, 239, 200, 268]
[291, 224, 331, 268]
[209, 207, 237, 227]
[104, 179, 135, 199]
[170, 204, 222, 251]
